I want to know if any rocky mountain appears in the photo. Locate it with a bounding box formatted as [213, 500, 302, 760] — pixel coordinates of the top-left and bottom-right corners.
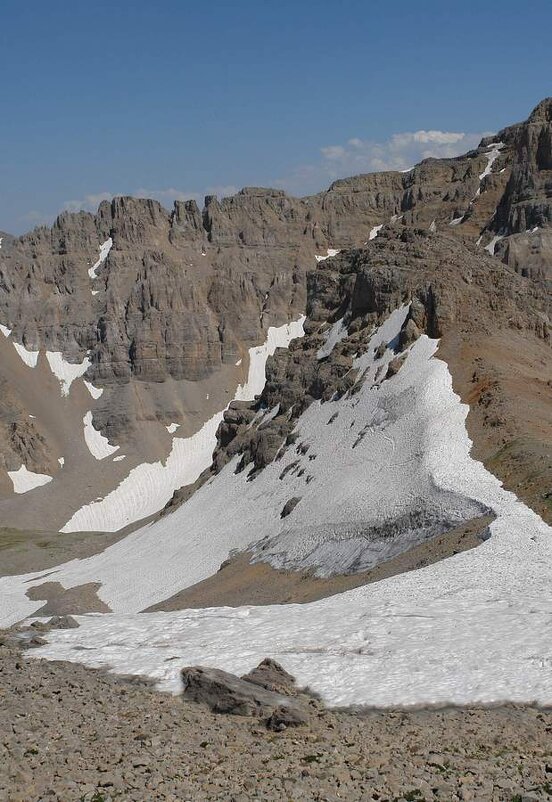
[203, 226, 550, 525]
[1, 99, 552, 726]
[0, 98, 550, 533]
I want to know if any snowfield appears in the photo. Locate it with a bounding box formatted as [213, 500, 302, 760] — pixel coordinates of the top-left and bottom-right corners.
[46, 351, 91, 396]
[12, 341, 39, 368]
[2, 307, 551, 709]
[7, 465, 53, 494]
[315, 248, 340, 262]
[60, 316, 305, 532]
[479, 141, 504, 182]
[88, 238, 112, 279]
[83, 380, 103, 400]
[83, 411, 120, 460]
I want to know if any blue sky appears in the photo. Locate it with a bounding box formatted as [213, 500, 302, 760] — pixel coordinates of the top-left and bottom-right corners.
[1, 0, 551, 234]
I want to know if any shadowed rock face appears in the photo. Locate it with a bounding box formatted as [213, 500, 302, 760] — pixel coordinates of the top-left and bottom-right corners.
[0, 99, 550, 527]
[493, 98, 552, 235]
[180, 661, 308, 732]
[0, 195, 311, 384]
[489, 98, 552, 295]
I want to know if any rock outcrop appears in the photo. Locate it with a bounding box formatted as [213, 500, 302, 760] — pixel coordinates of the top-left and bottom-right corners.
[181, 661, 307, 728]
[0, 98, 550, 529]
[203, 227, 550, 522]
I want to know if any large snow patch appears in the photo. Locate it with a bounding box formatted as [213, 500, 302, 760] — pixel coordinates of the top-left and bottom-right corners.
[2, 307, 551, 709]
[60, 316, 305, 533]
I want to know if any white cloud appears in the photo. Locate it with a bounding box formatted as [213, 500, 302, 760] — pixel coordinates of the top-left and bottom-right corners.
[23, 124, 491, 233]
[134, 187, 200, 204]
[136, 185, 240, 205]
[63, 192, 115, 213]
[393, 130, 466, 146]
[320, 145, 347, 161]
[276, 128, 491, 196]
[18, 210, 51, 226]
[205, 184, 240, 198]
[61, 185, 241, 218]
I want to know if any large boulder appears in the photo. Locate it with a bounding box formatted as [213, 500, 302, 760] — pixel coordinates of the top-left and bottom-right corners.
[181, 662, 307, 727]
[241, 657, 297, 695]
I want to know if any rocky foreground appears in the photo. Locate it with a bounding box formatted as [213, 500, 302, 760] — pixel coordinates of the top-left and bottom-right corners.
[2, 632, 552, 802]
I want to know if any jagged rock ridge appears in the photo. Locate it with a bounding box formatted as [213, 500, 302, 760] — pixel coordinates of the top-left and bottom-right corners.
[0, 98, 550, 531]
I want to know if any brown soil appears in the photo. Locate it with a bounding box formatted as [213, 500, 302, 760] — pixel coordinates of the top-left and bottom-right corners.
[25, 581, 112, 615]
[439, 329, 552, 524]
[1, 637, 552, 802]
[145, 514, 493, 611]
[0, 525, 133, 578]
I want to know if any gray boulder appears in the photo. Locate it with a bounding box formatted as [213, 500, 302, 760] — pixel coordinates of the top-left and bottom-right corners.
[181, 664, 307, 727]
[241, 657, 297, 695]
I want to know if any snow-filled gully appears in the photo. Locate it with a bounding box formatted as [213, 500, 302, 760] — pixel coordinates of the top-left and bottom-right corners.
[60, 316, 306, 533]
[1, 307, 551, 710]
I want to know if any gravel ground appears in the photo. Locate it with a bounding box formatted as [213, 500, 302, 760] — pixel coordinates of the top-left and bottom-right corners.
[2, 636, 552, 802]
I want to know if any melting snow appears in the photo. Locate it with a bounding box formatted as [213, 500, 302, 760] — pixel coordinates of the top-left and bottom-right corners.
[13, 342, 39, 368]
[8, 465, 53, 494]
[0, 324, 12, 337]
[58, 457, 65, 467]
[166, 423, 180, 434]
[315, 249, 340, 263]
[83, 411, 120, 460]
[485, 234, 504, 255]
[260, 404, 280, 426]
[59, 317, 305, 533]
[234, 317, 305, 402]
[5, 305, 550, 709]
[479, 142, 504, 181]
[317, 317, 348, 360]
[369, 224, 383, 240]
[83, 380, 103, 400]
[113, 455, 126, 462]
[88, 238, 112, 279]
[46, 352, 91, 396]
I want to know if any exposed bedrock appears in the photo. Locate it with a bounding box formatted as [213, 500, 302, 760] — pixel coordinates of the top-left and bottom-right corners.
[199, 227, 550, 527]
[0, 99, 550, 518]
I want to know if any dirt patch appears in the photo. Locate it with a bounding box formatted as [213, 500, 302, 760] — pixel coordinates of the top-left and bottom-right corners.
[439, 329, 552, 524]
[25, 581, 111, 615]
[0, 516, 152, 578]
[145, 514, 493, 611]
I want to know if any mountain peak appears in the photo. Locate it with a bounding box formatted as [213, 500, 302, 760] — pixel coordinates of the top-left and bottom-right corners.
[528, 96, 552, 122]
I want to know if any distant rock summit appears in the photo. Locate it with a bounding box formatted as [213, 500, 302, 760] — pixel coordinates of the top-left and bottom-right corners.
[0, 98, 550, 532]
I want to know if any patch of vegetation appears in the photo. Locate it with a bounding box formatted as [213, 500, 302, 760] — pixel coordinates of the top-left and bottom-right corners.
[403, 791, 425, 802]
[301, 753, 322, 764]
